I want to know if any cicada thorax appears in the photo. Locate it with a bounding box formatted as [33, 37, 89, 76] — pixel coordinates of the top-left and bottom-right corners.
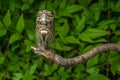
[36, 10, 54, 49]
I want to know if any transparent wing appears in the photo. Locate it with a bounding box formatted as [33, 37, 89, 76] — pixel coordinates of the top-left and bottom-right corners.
[48, 28, 55, 49]
[36, 30, 42, 47]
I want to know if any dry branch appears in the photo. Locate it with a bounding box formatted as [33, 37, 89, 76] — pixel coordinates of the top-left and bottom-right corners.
[31, 43, 120, 67]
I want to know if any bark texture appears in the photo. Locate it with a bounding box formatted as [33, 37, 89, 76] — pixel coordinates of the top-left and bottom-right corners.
[31, 43, 120, 67]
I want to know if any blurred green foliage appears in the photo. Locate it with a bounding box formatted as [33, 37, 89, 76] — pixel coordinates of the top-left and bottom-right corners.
[0, 0, 120, 80]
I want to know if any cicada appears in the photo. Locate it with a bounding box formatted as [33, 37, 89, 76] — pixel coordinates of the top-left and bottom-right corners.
[36, 10, 54, 49]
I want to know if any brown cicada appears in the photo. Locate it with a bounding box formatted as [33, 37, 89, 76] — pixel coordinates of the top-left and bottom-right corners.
[36, 10, 54, 49]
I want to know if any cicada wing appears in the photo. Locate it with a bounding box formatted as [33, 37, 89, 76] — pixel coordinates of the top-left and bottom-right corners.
[36, 30, 42, 47]
[47, 28, 55, 50]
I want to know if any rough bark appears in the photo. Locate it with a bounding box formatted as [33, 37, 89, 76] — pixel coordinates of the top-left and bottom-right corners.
[31, 43, 120, 67]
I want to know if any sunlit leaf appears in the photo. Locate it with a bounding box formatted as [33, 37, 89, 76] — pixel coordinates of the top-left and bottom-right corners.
[86, 55, 99, 68]
[24, 39, 32, 52]
[23, 71, 35, 80]
[79, 33, 93, 43]
[9, 33, 22, 44]
[26, 29, 35, 41]
[3, 10, 11, 27]
[86, 74, 109, 80]
[54, 42, 62, 50]
[86, 67, 100, 75]
[44, 64, 53, 76]
[65, 36, 80, 44]
[84, 29, 109, 39]
[29, 63, 38, 74]
[66, 5, 82, 13]
[59, 22, 69, 37]
[75, 16, 86, 33]
[13, 73, 23, 79]
[16, 15, 24, 33]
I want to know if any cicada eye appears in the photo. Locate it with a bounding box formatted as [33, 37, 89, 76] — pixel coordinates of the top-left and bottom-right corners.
[47, 12, 52, 17]
[37, 11, 42, 16]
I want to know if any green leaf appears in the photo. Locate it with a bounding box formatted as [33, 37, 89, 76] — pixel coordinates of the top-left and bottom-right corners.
[86, 74, 109, 80]
[78, 0, 91, 6]
[9, 0, 21, 11]
[51, 64, 58, 72]
[12, 77, 20, 80]
[29, 63, 38, 75]
[65, 36, 80, 44]
[114, 0, 120, 11]
[12, 45, 19, 51]
[86, 67, 100, 75]
[0, 56, 5, 64]
[66, 5, 82, 13]
[54, 41, 72, 51]
[109, 56, 120, 75]
[24, 39, 32, 52]
[79, 33, 93, 43]
[0, 28, 7, 37]
[94, 38, 107, 43]
[110, 24, 116, 31]
[59, 22, 69, 37]
[75, 16, 86, 33]
[3, 10, 11, 27]
[0, 21, 5, 29]
[90, 3, 101, 22]
[26, 29, 35, 41]
[58, 67, 69, 79]
[60, 0, 67, 10]
[54, 42, 62, 50]
[46, 1, 53, 11]
[38, 2, 46, 10]
[13, 73, 23, 79]
[23, 71, 35, 80]
[58, 11, 72, 17]
[116, 64, 120, 72]
[84, 29, 109, 39]
[83, 8, 93, 18]
[97, 20, 114, 29]
[16, 15, 24, 33]
[115, 0, 120, 8]
[0, 21, 6, 37]
[21, 3, 30, 10]
[29, 0, 34, 4]
[86, 55, 99, 68]
[62, 46, 72, 51]
[9, 33, 21, 44]
[98, 0, 106, 10]
[44, 64, 53, 76]
[115, 30, 120, 35]
[107, 1, 114, 9]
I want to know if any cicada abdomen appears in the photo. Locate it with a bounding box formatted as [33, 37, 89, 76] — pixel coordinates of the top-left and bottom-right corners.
[36, 10, 54, 49]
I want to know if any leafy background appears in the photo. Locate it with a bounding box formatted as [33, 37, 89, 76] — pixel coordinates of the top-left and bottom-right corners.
[0, 0, 120, 80]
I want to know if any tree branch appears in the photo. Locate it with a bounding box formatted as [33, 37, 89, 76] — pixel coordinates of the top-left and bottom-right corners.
[31, 43, 120, 67]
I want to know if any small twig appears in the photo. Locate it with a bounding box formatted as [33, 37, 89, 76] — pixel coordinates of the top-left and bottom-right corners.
[31, 43, 120, 67]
